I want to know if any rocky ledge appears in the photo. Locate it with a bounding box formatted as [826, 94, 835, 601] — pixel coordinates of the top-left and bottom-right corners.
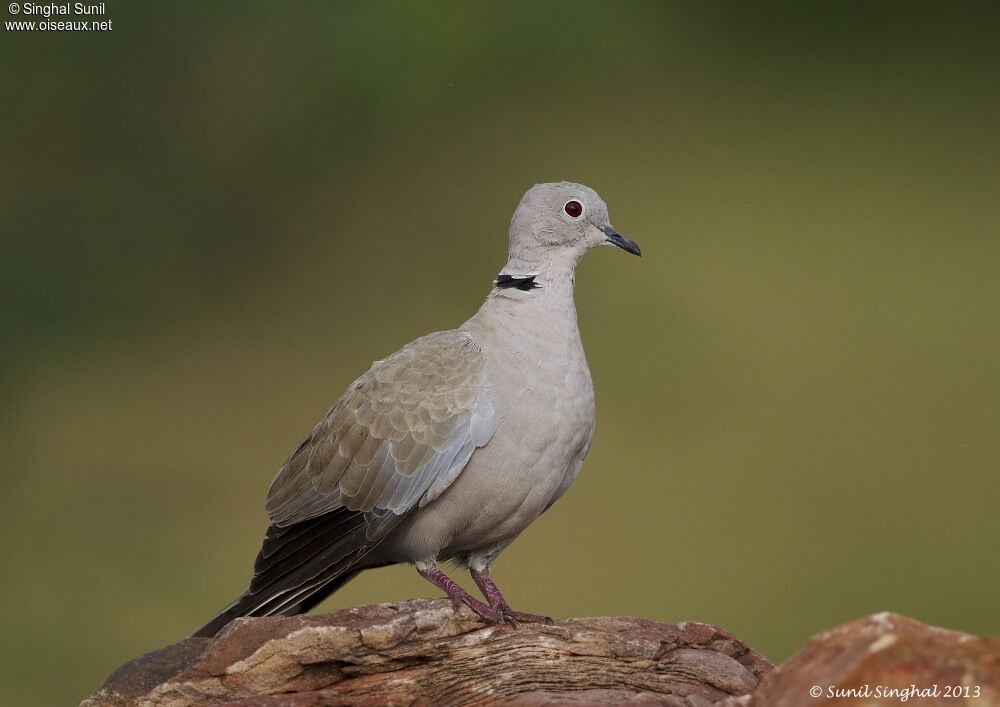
[81, 600, 998, 706]
[81, 598, 770, 706]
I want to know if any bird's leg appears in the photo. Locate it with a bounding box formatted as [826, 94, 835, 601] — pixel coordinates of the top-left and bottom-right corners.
[470, 565, 553, 625]
[416, 563, 506, 623]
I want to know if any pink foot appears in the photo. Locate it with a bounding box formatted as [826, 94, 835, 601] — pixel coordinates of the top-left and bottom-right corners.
[418, 565, 510, 624]
[471, 566, 554, 626]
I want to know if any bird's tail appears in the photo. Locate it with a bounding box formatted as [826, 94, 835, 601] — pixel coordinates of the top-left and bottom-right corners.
[191, 507, 403, 637]
[191, 569, 361, 638]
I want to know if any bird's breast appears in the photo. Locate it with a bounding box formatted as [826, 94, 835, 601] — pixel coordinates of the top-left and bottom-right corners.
[438, 310, 596, 542]
[382, 282, 597, 562]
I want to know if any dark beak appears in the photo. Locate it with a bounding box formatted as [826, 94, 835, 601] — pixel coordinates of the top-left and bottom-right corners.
[599, 224, 641, 257]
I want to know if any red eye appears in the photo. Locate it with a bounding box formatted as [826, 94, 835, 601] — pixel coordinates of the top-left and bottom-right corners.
[564, 200, 583, 218]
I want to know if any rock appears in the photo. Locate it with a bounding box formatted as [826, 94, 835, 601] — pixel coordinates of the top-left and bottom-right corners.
[736, 612, 1000, 707]
[81, 599, 772, 707]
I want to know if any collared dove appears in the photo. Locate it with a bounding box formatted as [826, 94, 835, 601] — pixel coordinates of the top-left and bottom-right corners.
[193, 182, 640, 636]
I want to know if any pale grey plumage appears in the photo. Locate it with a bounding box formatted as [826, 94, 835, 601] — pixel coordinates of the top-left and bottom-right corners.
[265, 330, 498, 526]
[193, 181, 639, 636]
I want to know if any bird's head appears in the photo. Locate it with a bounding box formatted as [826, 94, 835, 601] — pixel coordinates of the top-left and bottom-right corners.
[507, 182, 640, 266]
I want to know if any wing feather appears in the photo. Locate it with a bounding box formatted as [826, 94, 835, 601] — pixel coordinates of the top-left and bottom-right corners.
[193, 331, 499, 636]
[265, 330, 498, 526]
[254, 329, 498, 600]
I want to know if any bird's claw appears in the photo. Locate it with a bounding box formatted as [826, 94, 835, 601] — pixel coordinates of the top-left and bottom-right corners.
[497, 607, 553, 626]
[460, 602, 549, 628]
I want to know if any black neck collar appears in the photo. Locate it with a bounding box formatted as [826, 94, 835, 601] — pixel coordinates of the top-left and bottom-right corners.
[494, 273, 541, 291]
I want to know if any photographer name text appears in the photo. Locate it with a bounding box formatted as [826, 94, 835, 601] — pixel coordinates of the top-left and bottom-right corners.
[810, 683, 982, 701]
[6, 2, 112, 31]
[14, 3, 104, 16]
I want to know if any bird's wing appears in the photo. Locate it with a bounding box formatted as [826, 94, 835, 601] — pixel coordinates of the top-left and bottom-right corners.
[201, 330, 501, 625]
[265, 329, 498, 528]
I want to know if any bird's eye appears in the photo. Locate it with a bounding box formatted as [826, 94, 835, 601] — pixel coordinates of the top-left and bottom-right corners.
[563, 200, 584, 218]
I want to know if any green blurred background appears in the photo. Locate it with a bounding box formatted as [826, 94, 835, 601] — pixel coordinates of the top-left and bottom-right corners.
[2, 2, 999, 704]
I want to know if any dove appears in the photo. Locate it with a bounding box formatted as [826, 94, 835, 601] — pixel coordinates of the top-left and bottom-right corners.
[194, 181, 640, 636]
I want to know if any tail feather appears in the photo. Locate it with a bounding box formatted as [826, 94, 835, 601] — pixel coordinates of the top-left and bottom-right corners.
[191, 507, 400, 637]
[191, 567, 361, 638]
[250, 512, 368, 594]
